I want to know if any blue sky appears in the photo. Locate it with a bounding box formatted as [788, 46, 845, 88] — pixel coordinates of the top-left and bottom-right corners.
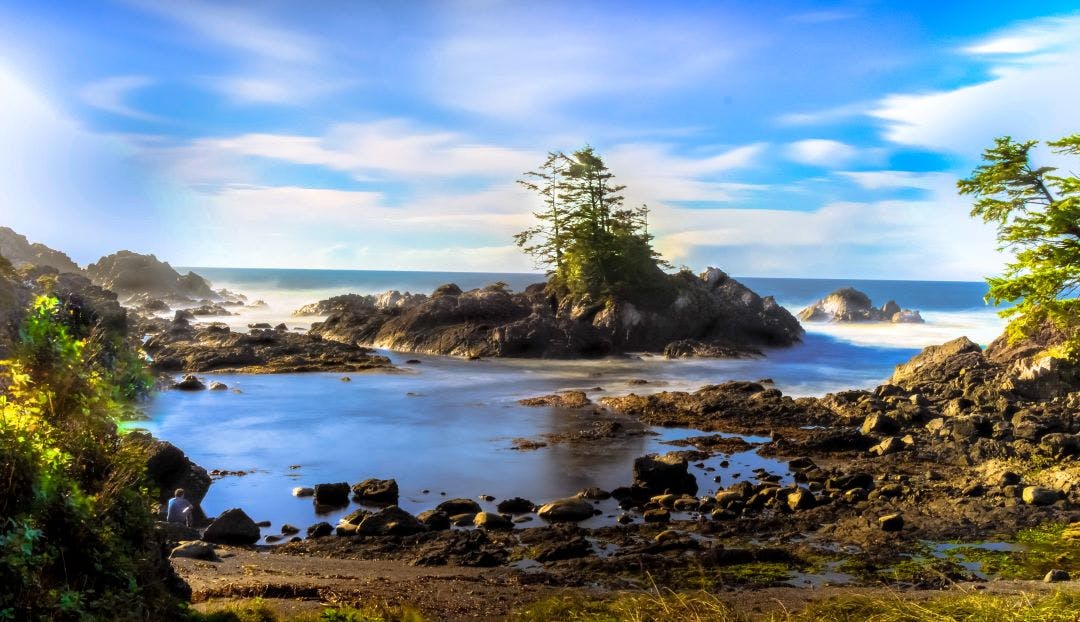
[1, 1, 1079, 279]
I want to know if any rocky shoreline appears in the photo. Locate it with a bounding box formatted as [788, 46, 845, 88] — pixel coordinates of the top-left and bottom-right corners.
[155, 317, 1080, 618]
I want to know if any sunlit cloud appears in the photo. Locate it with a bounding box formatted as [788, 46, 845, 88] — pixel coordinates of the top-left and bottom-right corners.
[873, 14, 1080, 155]
[784, 139, 858, 166]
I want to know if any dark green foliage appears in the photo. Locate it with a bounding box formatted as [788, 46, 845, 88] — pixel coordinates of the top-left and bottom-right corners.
[0, 296, 184, 621]
[516, 146, 671, 304]
[958, 134, 1080, 359]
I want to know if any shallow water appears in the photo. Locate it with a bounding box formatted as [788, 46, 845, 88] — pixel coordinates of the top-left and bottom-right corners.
[136, 269, 1007, 538]
[132, 334, 909, 537]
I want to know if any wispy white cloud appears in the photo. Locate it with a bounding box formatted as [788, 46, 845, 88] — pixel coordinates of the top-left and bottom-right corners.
[187, 120, 540, 180]
[784, 139, 858, 166]
[775, 101, 870, 126]
[124, 0, 321, 63]
[79, 75, 159, 121]
[838, 170, 951, 191]
[872, 14, 1080, 155]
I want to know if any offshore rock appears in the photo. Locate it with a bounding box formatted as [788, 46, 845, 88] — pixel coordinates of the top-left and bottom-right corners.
[309, 268, 802, 359]
[798, 287, 923, 323]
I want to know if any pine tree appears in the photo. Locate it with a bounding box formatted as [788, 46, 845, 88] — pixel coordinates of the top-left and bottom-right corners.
[958, 134, 1080, 359]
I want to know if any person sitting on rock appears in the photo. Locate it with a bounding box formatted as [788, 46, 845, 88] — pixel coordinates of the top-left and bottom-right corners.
[166, 488, 193, 526]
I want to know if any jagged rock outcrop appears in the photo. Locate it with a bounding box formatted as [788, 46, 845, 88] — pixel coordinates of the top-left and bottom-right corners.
[293, 291, 426, 316]
[143, 318, 393, 373]
[798, 287, 923, 323]
[0, 227, 82, 273]
[309, 268, 802, 359]
[86, 251, 217, 304]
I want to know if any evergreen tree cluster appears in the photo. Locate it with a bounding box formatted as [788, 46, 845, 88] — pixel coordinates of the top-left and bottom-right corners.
[515, 146, 671, 303]
[958, 134, 1080, 360]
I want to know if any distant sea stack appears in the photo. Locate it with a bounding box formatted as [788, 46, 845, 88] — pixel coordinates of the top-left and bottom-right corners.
[309, 267, 804, 359]
[798, 287, 924, 323]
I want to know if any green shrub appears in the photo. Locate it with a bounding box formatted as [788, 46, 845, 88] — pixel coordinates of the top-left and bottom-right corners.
[0, 295, 183, 620]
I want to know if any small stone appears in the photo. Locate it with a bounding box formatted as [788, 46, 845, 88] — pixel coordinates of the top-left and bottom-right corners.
[280, 524, 299, 535]
[878, 513, 904, 532]
[208, 381, 228, 391]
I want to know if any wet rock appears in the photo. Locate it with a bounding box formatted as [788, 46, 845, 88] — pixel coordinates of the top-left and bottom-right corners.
[417, 510, 451, 531]
[280, 524, 299, 535]
[313, 482, 350, 507]
[436, 498, 482, 516]
[473, 511, 513, 530]
[172, 374, 206, 391]
[208, 381, 228, 391]
[170, 540, 218, 561]
[203, 508, 260, 545]
[878, 513, 904, 532]
[496, 497, 535, 514]
[306, 522, 333, 538]
[356, 506, 425, 536]
[632, 453, 698, 496]
[292, 487, 314, 497]
[643, 508, 671, 523]
[1021, 486, 1059, 506]
[351, 478, 399, 504]
[786, 488, 816, 511]
[537, 498, 595, 523]
[449, 513, 476, 527]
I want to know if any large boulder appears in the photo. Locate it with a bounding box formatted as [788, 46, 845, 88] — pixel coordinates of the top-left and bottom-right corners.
[203, 508, 260, 544]
[632, 453, 698, 496]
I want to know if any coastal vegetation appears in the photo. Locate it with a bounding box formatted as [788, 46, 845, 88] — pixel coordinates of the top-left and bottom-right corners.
[959, 134, 1080, 360]
[0, 293, 180, 620]
[515, 147, 672, 304]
